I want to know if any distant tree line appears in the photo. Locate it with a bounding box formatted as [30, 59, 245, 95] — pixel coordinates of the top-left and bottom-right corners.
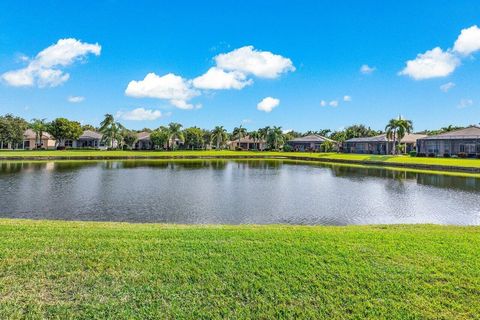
[0, 112, 474, 151]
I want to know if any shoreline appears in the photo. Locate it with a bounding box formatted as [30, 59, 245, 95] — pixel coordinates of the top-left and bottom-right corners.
[2, 152, 480, 174]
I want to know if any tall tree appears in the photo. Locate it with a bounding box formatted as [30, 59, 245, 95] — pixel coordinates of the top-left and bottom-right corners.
[122, 130, 138, 150]
[249, 130, 261, 150]
[150, 128, 169, 149]
[81, 124, 97, 131]
[99, 114, 124, 149]
[46, 118, 83, 148]
[232, 125, 247, 147]
[184, 127, 204, 150]
[30, 118, 47, 148]
[167, 122, 184, 150]
[267, 126, 284, 150]
[385, 116, 413, 154]
[211, 126, 228, 150]
[0, 114, 28, 149]
[258, 126, 270, 142]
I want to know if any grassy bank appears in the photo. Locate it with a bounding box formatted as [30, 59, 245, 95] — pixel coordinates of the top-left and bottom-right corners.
[2, 149, 480, 171]
[0, 219, 479, 319]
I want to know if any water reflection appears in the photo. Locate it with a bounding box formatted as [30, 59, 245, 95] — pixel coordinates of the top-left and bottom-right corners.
[0, 160, 479, 225]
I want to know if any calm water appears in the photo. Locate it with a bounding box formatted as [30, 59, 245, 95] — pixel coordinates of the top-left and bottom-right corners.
[0, 160, 479, 225]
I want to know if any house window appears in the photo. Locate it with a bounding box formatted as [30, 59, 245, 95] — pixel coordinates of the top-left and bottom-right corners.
[65, 140, 73, 147]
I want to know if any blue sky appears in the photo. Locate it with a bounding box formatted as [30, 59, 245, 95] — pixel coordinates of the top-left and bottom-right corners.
[1, 1, 480, 132]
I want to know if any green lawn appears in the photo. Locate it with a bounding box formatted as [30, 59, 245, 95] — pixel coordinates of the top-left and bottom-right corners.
[2, 149, 480, 169]
[0, 219, 479, 319]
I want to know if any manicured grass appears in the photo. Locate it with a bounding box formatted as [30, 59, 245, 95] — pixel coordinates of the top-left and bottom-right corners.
[0, 219, 479, 319]
[2, 149, 480, 169]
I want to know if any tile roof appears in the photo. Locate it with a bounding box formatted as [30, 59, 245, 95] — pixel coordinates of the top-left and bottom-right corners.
[345, 133, 427, 143]
[79, 130, 103, 140]
[419, 126, 480, 140]
[288, 134, 335, 143]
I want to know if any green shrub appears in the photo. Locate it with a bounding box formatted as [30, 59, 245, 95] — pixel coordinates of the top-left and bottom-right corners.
[409, 151, 417, 157]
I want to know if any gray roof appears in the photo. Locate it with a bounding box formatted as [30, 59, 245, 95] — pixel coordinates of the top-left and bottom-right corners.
[419, 126, 480, 140]
[345, 134, 387, 143]
[346, 133, 427, 143]
[136, 131, 151, 140]
[288, 134, 335, 143]
[79, 130, 103, 140]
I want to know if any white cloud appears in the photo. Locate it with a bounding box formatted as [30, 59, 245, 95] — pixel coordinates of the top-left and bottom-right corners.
[320, 100, 327, 107]
[116, 108, 162, 121]
[215, 46, 295, 78]
[329, 100, 339, 107]
[457, 99, 473, 109]
[242, 118, 252, 124]
[125, 73, 200, 109]
[68, 96, 85, 103]
[360, 64, 375, 74]
[343, 95, 352, 102]
[453, 25, 480, 56]
[1, 38, 101, 87]
[192, 67, 253, 90]
[440, 82, 455, 92]
[399, 47, 460, 80]
[257, 97, 280, 112]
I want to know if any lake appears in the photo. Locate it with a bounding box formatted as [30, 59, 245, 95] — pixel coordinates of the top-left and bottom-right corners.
[0, 160, 479, 225]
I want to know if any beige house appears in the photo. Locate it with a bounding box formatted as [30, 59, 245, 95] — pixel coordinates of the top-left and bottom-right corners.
[229, 136, 266, 150]
[0, 129, 56, 149]
[343, 133, 427, 154]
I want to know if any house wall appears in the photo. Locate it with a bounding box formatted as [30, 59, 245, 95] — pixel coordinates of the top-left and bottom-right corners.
[417, 139, 480, 156]
[288, 142, 322, 151]
[135, 140, 153, 150]
[344, 142, 390, 154]
[71, 139, 106, 149]
[230, 141, 265, 150]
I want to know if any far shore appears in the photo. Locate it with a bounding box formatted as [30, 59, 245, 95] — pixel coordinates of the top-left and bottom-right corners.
[2, 150, 480, 174]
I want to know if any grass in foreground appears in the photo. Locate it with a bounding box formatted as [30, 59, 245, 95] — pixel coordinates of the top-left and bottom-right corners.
[2, 149, 480, 169]
[0, 219, 479, 319]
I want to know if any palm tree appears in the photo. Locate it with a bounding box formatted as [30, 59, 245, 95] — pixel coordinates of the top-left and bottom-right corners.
[385, 116, 413, 154]
[249, 130, 261, 150]
[232, 125, 247, 148]
[167, 122, 184, 150]
[211, 126, 227, 150]
[258, 126, 270, 141]
[268, 126, 284, 150]
[30, 118, 47, 148]
[99, 114, 124, 149]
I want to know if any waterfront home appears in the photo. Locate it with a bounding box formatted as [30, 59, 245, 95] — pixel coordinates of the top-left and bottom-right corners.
[287, 135, 336, 152]
[68, 130, 106, 149]
[23, 129, 56, 149]
[0, 129, 56, 150]
[134, 131, 184, 150]
[416, 126, 480, 157]
[135, 131, 153, 150]
[343, 133, 426, 154]
[229, 136, 266, 150]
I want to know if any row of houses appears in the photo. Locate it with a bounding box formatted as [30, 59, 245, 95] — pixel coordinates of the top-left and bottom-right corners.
[343, 127, 480, 157]
[0, 130, 185, 150]
[3, 126, 480, 157]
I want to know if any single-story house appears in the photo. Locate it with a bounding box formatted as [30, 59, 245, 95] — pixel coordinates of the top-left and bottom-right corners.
[343, 133, 427, 154]
[134, 131, 184, 150]
[0, 129, 56, 150]
[67, 130, 106, 149]
[416, 126, 480, 157]
[135, 131, 153, 150]
[287, 135, 336, 152]
[229, 136, 266, 150]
